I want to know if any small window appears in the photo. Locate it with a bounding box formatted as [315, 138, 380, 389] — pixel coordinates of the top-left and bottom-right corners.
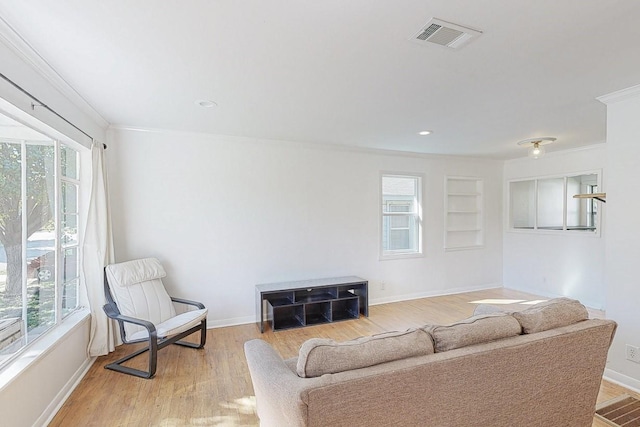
[509, 172, 600, 234]
[381, 174, 422, 257]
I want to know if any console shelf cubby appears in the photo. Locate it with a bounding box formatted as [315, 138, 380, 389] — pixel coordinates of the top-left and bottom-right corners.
[256, 276, 368, 332]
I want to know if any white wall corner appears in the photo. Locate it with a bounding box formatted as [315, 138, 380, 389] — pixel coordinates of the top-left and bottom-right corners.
[604, 368, 640, 395]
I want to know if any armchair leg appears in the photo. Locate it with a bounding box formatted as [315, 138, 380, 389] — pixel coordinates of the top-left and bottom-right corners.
[105, 321, 205, 379]
[175, 319, 207, 349]
[104, 340, 158, 379]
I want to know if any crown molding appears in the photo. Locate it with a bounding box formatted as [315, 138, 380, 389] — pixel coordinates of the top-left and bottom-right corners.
[504, 142, 607, 164]
[108, 124, 505, 163]
[0, 15, 109, 129]
[597, 84, 640, 105]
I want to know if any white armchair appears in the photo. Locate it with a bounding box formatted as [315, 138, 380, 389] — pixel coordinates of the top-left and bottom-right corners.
[103, 257, 208, 378]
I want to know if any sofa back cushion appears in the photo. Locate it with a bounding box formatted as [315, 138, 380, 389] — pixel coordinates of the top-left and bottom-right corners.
[296, 328, 434, 378]
[512, 297, 588, 334]
[424, 313, 522, 352]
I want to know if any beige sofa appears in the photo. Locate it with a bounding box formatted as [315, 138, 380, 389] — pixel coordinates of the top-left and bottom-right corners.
[244, 298, 616, 427]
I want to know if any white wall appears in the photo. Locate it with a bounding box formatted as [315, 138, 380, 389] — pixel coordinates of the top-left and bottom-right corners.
[503, 145, 606, 309]
[107, 128, 504, 327]
[600, 85, 640, 389]
[0, 313, 91, 427]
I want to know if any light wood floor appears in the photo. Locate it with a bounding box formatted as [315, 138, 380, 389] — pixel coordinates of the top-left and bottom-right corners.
[50, 288, 633, 426]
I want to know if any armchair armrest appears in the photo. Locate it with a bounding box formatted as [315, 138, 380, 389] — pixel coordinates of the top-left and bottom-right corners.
[170, 296, 205, 309]
[103, 303, 157, 343]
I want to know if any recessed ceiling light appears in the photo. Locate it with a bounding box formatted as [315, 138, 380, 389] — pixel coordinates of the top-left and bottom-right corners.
[195, 99, 217, 108]
[418, 130, 432, 135]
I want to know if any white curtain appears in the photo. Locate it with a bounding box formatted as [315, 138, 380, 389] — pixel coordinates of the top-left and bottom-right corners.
[83, 140, 120, 356]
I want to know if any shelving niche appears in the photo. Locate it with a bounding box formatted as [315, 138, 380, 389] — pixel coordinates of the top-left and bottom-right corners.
[445, 176, 484, 251]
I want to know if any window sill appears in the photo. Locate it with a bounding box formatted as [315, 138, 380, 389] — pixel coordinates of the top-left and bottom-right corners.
[379, 252, 424, 261]
[0, 307, 90, 391]
[507, 228, 601, 237]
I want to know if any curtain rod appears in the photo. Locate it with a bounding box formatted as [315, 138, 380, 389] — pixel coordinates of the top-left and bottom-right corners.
[0, 71, 106, 149]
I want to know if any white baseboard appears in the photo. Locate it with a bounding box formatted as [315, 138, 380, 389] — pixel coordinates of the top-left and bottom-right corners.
[206, 284, 505, 328]
[37, 356, 96, 427]
[604, 368, 640, 395]
[206, 315, 255, 329]
[505, 285, 604, 311]
[369, 283, 502, 306]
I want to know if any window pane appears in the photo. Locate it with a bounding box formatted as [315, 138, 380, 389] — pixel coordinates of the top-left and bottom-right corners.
[0, 142, 25, 357]
[61, 245, 78, 318]
[566, 174, 598, 232]
[390, 215, 410, 228]
[537, 178, 564, 230]
[62, 279, 79, 318]
[62, 181, 78, 214]
[382, 177, 417, 214]
[0, 111, 82, 367]
[63, 247, 78, 282]
[381, 175, 421, 255]
[25, 144, 56, 338]
[61, 145, 78, 179]
[62, 214, 78, 246]
[387, 201, 411, 213]
[510, 180, 535, 229]
[389, 229, 410, 250]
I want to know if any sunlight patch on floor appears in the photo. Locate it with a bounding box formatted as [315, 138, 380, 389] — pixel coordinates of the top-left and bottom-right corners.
[219, 396, 257, 415]
[156, 396, 257, 426]
[158, 416, 237, 426]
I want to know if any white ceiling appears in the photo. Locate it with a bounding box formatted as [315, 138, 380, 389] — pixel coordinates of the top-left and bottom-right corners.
[0, 0, 639, 159]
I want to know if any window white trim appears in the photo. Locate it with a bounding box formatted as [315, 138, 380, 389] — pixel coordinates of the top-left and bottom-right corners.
[0, 308, 90, 390]
[379, 172, 424, 260]
[0, 103, 87, 373]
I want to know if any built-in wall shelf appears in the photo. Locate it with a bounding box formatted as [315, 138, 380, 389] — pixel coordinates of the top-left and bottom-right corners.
[445, 176, 484, 251]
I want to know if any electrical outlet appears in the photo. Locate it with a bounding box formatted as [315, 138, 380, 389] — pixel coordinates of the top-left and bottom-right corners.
[626, 344, 640, 363]
[380, 281, 386, 291]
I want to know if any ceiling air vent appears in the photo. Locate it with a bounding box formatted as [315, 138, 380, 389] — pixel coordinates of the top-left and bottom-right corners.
[411, 18, 482, 49]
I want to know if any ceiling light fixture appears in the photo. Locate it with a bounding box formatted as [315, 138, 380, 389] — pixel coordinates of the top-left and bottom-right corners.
[195, 99, 217, 109]
[418, 130, 432, 135]
[516, 137, 557, 159]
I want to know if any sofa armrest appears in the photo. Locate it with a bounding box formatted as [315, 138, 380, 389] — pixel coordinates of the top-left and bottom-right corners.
[244, 339, 311, 427]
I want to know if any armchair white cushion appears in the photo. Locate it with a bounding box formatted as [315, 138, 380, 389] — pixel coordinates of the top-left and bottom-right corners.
[103, 257, 208, 378]
[105, 258, 207, 341]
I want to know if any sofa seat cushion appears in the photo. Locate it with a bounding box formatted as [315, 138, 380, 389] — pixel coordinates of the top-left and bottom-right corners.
[296, 328, 434, 378]
[512, 297, 588, 334]
[424, 313, 522, 352]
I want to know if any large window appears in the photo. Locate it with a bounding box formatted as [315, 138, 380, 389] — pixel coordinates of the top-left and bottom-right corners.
[509, 172, 600, 233]
[0, 112, 80, 367]
[381, 174, 422, 257]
